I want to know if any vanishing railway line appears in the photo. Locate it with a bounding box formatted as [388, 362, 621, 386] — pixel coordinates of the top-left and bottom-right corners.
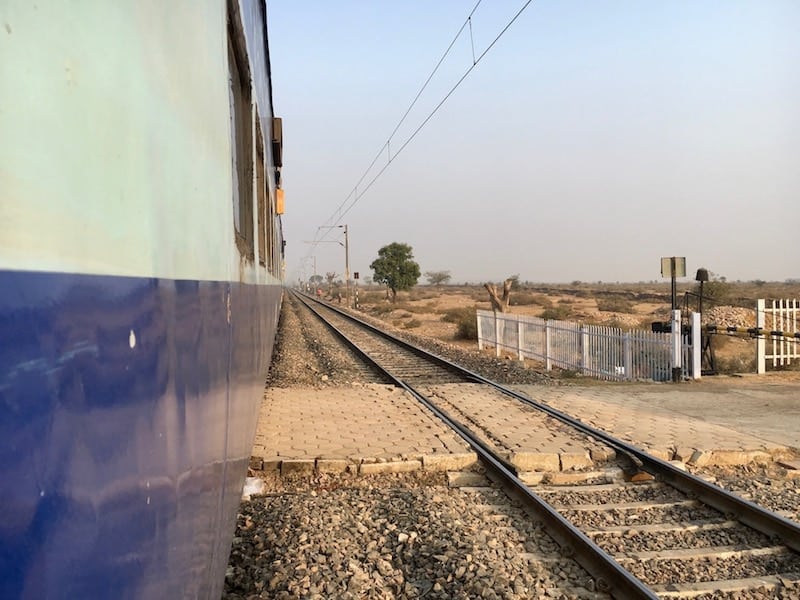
[297, 293, 469, 384]
[292, 291, 800, 599]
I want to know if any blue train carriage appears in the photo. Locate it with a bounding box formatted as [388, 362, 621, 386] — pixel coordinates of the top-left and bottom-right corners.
[0, 1, 284, 597]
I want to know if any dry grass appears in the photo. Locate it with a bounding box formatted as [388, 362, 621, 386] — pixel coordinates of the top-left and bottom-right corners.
[354, 281, 800, 371]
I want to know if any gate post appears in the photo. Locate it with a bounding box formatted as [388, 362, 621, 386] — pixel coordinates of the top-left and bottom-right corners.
[691, 312, 701, 380]
[756, 299, 766, 374]
[671, 309, 682, 382]
[477, 311, 484, 350]
[517, 320, 524, 361]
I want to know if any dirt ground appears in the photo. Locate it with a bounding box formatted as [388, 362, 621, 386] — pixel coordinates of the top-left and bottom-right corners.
[350, 283, 799, 377]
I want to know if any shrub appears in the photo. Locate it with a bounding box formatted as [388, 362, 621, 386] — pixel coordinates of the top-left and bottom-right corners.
[371, 304, 394, 316]
[596, 297, 636, 313]
[540, 305, 573, 321]
[408, 290, 437, 301]
[456, 315, 478, 340]
[440, 306, 478, 340]
[395, 303, 431, 314]
[440, 307, 471, 323]
[361, 291, 386, 304]
[511, 292, 547, 306]
[403, 318, 422, 329]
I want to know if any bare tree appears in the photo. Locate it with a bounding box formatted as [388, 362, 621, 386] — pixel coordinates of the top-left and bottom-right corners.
[325, 272, 337, 295]
[484, 278, 514, 313]
[425, 270, 451, 286]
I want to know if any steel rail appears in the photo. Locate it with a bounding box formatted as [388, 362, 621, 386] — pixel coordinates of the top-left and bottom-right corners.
[293, 291, 485, 380]
[485, 380, 800, 554]
[398, 380, 659, 600]
[295, 291, 467, 381]
[294, 291, 800, 555]
[291, 292, 395, 384]
[292, 291, 659, 599]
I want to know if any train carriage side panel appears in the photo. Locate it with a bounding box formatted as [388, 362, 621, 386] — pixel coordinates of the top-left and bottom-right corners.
[0, 1, 282, 597]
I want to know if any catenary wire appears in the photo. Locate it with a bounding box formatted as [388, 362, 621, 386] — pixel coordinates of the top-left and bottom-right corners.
[301, 0, 535, 281]
[315, 0, 484, 241]
[324, 0, 534, 230]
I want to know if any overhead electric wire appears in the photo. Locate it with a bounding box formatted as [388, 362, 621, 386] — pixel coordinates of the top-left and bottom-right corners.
[307, 0, 534, 257]
[315, 0, 483, 241]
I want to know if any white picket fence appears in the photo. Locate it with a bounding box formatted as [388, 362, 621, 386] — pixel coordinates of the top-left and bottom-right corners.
[477, 310, 699, 382]
[757, 298, 799, 372]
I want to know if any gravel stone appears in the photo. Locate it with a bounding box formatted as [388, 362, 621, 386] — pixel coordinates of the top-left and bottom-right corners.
[241, 294, 800, 598]
[696, 462, 800, 523]
[223, 472, 603, 599]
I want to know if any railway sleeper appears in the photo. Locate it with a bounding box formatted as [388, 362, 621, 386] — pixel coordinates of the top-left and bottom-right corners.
[652, 573, 800, 599]
[618, 544, 791, 563]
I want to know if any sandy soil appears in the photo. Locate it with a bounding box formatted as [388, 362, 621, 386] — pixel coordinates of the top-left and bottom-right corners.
[353, 284, 800, 374]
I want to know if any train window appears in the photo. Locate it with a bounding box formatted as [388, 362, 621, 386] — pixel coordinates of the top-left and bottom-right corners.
[228, 5, 255, 260]
[255, 118, 267, 267]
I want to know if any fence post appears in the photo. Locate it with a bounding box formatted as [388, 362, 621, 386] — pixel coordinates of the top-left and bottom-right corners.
[793, 299, 799, 366]
[544, 321, 552, 371]
[494, 312, 501, 358]
[517, 320, 524, 361]
[580, 324, 589, 375]
[623, 333, 632, 381]
[691, 312, 701, 380]
[671, 309, 682, 382]
[777, 299, 785, 367]
[756, 299, 765, 374]
[477, 311, 484, 350]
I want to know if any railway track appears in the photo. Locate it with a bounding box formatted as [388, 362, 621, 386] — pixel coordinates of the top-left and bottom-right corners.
[292, 291, 800, 599]
[297, 293, 468, 384]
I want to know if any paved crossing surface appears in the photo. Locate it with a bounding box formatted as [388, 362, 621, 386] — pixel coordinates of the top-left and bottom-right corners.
[252, 376, 798, 475]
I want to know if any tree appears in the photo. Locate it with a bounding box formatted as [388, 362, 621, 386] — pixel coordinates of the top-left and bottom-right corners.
[425, 270, 451, 286]
[309, 274, 323, 285]
[325, 272, 338, 295]
[484, 278, 514, 313]
[694, 269, 730, 302]
[370, 242, 421, 302]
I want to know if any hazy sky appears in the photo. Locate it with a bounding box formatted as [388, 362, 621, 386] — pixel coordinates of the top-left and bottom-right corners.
[267, 1, 799, 284]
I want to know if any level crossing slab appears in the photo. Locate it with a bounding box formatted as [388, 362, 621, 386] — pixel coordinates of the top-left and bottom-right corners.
[251, 384, 474, 475]
[513, 379, 799, 461]
[251, 379, 797, 476]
